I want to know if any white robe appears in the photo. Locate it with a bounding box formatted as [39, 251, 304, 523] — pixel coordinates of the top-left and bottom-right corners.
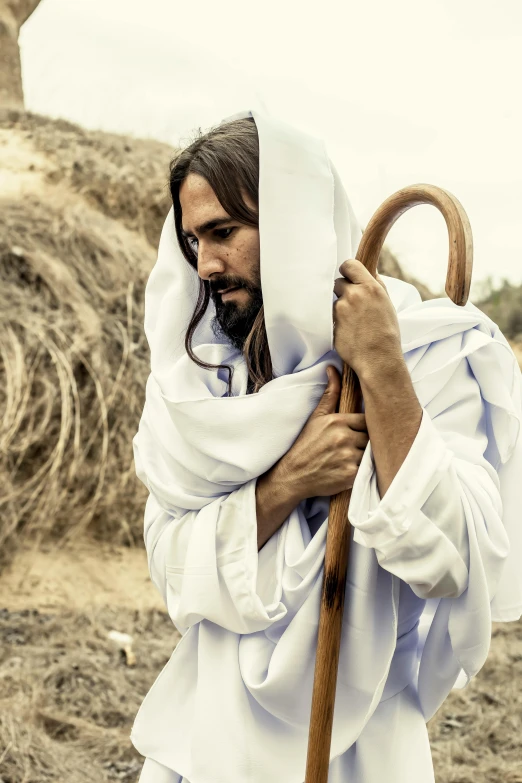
[131, 274, 522, 783]
[130, 107, 522, 783]
[138, 676, 432, 782]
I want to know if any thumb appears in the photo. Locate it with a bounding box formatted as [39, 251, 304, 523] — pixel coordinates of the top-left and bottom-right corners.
[313, 366, 340, 416]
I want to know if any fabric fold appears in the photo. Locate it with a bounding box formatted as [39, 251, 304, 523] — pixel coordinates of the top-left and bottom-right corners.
[165, 478, 288, 635]
[349, 408, 453, 546]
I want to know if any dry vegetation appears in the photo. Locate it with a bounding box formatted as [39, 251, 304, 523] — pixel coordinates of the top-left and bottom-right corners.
[0, 108, 521, 782]
[0, 108, 173, 564]
[477, 279, 522, 346]
[0, 599, 177, 783]
[0, 548, 521, 783]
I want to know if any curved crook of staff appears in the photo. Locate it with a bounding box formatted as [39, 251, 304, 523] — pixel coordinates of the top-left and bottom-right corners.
[304, 184, 473, 783]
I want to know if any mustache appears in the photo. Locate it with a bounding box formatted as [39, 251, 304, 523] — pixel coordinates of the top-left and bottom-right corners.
[211, 282, 256, 296]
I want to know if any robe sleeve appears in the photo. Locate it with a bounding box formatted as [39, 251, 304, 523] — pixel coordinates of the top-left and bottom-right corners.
[348, 356, 510, 602]
[142, 477, 288, 636]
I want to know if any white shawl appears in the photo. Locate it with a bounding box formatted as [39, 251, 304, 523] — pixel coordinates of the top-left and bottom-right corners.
[131, 107, 522, 783]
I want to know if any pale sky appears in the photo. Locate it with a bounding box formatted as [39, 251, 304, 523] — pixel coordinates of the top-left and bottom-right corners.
[20, 0, 522, 298]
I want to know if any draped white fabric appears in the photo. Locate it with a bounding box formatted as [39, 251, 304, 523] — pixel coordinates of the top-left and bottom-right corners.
[131, 107, 522, 783]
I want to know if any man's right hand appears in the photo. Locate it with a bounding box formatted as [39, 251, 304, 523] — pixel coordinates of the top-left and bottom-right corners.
[279, 365, 369, 501]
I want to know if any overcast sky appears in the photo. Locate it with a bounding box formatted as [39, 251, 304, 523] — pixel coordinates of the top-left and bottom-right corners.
[20, 0, 522, 298]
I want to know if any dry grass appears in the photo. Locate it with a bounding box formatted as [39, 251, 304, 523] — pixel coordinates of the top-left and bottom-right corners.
[475, 279, 522, 345]
[0, 108, 176, 563]
[428, 620, 522, 782]
[0, 109, 173, 247]
[0, 590, 519, 783]
[0, 602, 178, 783]
[0, 194, 153, 560]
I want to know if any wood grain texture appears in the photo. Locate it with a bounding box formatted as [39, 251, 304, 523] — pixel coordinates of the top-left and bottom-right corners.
[304, 184, 473, 783]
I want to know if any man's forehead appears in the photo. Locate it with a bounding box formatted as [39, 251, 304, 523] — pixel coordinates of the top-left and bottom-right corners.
[180, 175, 231, 236]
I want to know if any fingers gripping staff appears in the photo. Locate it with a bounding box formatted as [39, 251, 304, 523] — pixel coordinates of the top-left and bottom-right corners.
[332, 259, 402, 378]
[284, 366, 369, 502]
[304, 184, 473, 783]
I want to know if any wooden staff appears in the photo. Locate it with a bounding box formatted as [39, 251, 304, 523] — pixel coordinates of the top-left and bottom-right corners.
[304, 184, 473, 783]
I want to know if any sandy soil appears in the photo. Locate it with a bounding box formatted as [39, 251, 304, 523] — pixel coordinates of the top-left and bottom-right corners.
[1, 539, 164, 613]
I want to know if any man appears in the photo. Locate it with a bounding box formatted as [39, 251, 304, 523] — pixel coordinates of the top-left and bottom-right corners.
[131, 108, 522, 783]
[176, 166, 422, 551]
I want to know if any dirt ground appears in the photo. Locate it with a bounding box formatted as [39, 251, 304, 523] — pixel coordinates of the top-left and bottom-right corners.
[0, 541, 521, 783]
[0, 540, 176, 783]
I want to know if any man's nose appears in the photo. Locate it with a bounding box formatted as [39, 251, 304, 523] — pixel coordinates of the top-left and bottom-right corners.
[197, 243, 226, 281]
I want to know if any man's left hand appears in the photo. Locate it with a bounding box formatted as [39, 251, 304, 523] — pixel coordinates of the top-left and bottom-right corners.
[333, 259, 403, 379]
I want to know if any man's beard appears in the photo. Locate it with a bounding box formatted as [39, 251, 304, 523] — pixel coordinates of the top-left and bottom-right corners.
[210, 285, 264, 352]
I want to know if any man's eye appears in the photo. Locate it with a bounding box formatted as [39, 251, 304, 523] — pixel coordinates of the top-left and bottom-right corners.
[187, 237, 198, 252]
[215, 227, 234, 239]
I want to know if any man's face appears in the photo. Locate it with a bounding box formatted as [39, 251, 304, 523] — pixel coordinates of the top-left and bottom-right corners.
[180, 173, 263, 352]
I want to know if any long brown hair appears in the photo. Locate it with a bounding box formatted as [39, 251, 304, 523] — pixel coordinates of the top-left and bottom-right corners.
[169, 117, 273, 396]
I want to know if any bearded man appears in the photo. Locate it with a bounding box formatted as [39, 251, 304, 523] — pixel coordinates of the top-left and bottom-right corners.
[131, 108, 522, 783]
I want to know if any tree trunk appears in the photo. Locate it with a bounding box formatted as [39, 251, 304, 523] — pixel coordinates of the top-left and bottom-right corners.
[0, 0, 43, 109]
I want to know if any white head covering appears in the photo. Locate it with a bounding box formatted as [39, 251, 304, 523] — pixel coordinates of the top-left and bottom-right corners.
[136, 107, 360, 509]
[132, 107, 522, 783]
[147, 107, 361, 383]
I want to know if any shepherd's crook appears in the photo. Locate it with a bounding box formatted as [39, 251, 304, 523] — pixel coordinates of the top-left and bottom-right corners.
[304, 184, 473, 783]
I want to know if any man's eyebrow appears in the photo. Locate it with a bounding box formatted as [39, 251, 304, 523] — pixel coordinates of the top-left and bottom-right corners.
[181, 217, 233, 237]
